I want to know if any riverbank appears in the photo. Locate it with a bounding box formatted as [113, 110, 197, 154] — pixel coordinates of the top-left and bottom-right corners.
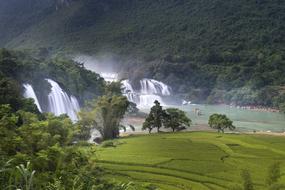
[123, 102, 285, 135]
[231, 105, 280, 113]
[121, 113, 285, 137]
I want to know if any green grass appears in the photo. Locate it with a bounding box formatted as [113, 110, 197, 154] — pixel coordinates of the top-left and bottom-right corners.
[87, 132, 285, 190]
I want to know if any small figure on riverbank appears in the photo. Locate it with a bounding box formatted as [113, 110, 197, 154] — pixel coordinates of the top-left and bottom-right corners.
[193, 108, 202, 116]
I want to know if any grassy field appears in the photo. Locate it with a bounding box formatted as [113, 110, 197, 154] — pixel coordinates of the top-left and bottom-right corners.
[88, 132, 285, 190]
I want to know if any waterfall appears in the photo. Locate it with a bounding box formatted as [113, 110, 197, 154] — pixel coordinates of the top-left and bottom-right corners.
[140, 79, 171, 95]
[139, 95, 163, 107]
[100, 73, 118, 82]
[46, 79, 80, 121]
[23, 84, 42, 112]
[121, 80, 139, 103]
[122, 79, 171, 108]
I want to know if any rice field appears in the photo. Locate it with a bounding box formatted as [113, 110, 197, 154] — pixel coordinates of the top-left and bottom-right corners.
[89, 132, 285, 190]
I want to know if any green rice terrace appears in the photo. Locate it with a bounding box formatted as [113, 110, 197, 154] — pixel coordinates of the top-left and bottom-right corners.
[88, 132, 285, 190]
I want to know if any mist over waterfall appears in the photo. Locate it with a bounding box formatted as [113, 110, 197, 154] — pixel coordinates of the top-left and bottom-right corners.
[100, 73, 118, 82]
[122, 79, 171, 108]
[74, 55, 172, 108]
[74, 55, 118, 82]
[23, 84, 42, 112]
[46, 79, 80, 121]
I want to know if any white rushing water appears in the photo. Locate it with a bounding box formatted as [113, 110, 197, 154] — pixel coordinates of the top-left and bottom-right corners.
[140, 79, 171, 95]
[46, 79, 80, 121]
[100, 73, 118, 82]
[74, 55, 172, 107]
[121, 80, 138, 103]
[122, 79, 171, 108]
[23, 84, 42, 112]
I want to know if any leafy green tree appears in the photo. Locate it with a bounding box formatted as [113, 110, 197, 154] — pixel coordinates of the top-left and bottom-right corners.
[20, 98, 41, 114]
[105, 81, 123, 96]
[0, 49, 18, 77]
[163, 108, 191, 132]
[0, 77, 22, 111]
[0, 104, 19, 156]
[146, 100, 165, 133]
[142, 101, 192, 133]
[79, 95, 129, 140]
[142, 114, 155, 134]
[16, 113, 74, 156]
[127, 102, 139, 115]
[208, 114, 235, 133]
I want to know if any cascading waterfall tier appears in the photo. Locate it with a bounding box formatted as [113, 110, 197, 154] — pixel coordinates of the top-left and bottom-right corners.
[46, 79, 80, 121]
[140, 79, 171, 95]
[22, 80, 80, 121]
[121, 80, 138, 103]
[23, 84, 42, 112]
[122, 79, 171, 108]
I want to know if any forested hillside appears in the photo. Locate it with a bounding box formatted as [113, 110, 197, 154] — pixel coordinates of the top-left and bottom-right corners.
[0, 49, 105, 109]
[0, 0, 285, 109]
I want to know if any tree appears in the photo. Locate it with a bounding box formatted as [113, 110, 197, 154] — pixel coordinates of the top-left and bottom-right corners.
[0, 77, 22, 110]
[105, 81, 123, 96]
[0, 104, 19, 156]
[163, 108, 191, 132]
[79, 95, 129, 140]
[142, 100, 165, 133]
[127, 102, 139, 115]
[142, 101, 192, 133]
[208, 114, 235, 133]
[142, 114, 155, 134]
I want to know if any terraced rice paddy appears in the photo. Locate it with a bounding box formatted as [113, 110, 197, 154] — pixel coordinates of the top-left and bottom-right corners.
[90, 132, 285, 190]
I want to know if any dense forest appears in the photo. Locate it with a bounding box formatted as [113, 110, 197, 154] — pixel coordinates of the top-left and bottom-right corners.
[0, 48, 144, 189]
[0, 48, 106, 108]
[0, 0, 284, 109]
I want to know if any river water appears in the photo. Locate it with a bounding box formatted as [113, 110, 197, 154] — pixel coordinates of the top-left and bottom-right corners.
[175, 104, 285, 132]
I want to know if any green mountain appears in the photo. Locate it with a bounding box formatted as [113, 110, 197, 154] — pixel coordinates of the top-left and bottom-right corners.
[0, 0, 285, 109]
